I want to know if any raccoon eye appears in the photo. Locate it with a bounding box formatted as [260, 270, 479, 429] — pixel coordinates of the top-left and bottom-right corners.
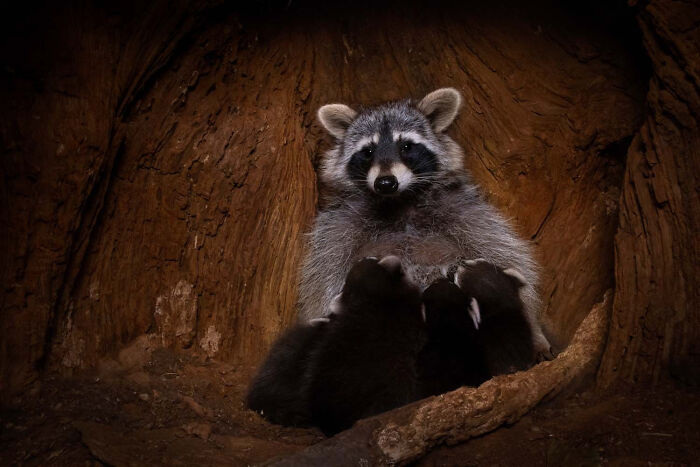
[361, 146, 374, 159]
[400, 141, 413, 153]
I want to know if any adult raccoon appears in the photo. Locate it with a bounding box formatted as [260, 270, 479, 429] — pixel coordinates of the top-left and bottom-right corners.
[299, 88, 552, 361]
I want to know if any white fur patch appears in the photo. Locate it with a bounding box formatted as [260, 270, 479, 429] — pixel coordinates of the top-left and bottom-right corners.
[468, 298, 481, 330]
[310, 317, 330, 325]
[367, 165, 381, 191]
[391, 162, 413, 191]
[392, 130, 441, 155]
[351, 135, 376, 155]
[454, 266, 465, 286]
[328, 293, 343, 314]
[392, 130, 428, 146]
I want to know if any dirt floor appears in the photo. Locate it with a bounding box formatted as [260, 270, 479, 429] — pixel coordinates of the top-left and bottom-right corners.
[1, 336, 698, 466]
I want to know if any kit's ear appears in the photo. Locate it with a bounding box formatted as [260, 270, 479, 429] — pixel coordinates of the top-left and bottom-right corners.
[503, 268, 528, 288]
[417, 87, 462, 132]
[317, 104, 357, 139]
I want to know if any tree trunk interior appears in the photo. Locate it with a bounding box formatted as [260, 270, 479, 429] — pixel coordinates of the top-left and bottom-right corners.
[1, 0, 698, 465]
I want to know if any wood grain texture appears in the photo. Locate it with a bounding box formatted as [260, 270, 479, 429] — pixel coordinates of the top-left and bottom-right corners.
[1, 1, 652, 395]
[0, 0, 221, 391]
[597, 0, 700, 388]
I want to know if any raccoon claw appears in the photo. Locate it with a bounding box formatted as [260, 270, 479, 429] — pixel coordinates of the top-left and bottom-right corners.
[502, 268, 528, 287]
[468, 297, 481, 330]
[463, 258, 488, 267]
[358, 256, 402, 275]
[309, 317, 331, 325]
[328, 293, 343, 314]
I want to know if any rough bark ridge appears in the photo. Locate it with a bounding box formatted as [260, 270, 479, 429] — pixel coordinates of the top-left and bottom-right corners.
[597, 0, 700, 388]
[0, 0, 222, 391]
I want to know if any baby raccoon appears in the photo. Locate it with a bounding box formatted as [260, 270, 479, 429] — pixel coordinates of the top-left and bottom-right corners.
[307, 256, 425, 436]
[418, 261, 534, 398]
[455, 259, 535, 375]
[246, 256, 425, 435]
[418, 278, 490, 398]
[300, 88, 552, 360]
[245, 318, 328, 427]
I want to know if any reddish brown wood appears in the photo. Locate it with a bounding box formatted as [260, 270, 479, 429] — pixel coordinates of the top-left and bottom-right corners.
[2, 0, 699, 464]
[1, 1, 648, 393]
[597, 0, 700, 388]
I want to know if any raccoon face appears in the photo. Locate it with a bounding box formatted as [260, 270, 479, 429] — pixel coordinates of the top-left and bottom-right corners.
[317, 88, 463, 197]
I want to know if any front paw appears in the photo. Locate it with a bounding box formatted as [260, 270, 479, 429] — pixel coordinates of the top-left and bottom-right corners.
[422, 278, 480, 334]
[454, 259, 527, 304]
[339, 255, 419, 309]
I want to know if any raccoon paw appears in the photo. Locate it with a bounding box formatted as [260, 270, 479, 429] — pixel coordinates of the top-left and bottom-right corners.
[453, 258, 491, 289]
[422, 278, 480, 333]
[454, 260, 527, 291]
[339, 255, 416, 309]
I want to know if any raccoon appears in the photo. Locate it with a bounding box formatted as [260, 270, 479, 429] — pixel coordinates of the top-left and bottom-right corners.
[248, 255, 533, 432]
[417, 261, 535, 398]
[299, 88, 552, 360]
[247, 255, 425, 435]
[455, 259, 535, 375]
[245, 318, 328, 427]
[307, 255, 425, 435]
[418, 277, 490, 398]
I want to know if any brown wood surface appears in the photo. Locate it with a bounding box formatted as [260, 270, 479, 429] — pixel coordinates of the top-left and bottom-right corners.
[597, 0, 700, 388]
[1, 2, 649, 393]
[1, 4, 698, 459]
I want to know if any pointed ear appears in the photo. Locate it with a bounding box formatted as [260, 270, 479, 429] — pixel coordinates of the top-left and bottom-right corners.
[417, 87, 462, 132]
[503, 268, 527, 288]
[317, 104, 357, 139]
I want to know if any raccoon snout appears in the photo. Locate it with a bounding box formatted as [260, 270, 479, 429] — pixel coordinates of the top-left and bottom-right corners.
[374, 175, 399, 195]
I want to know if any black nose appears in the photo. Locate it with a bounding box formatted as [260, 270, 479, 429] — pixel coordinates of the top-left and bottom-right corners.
[374, 175, 399, 195]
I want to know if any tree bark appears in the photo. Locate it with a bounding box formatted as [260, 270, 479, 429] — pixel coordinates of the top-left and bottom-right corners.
[0, 1, 697, 460]
[0, 0, 221, 391]
[1, 2, 645, 393]
[597, 0, 700, 389]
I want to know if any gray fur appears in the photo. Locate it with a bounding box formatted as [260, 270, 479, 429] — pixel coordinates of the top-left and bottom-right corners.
[301, 89, 551, 356]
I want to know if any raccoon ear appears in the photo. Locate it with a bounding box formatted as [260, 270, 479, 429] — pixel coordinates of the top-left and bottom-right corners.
[418, 88, 462, 132]
[317, 104, 357, 139]
[503, 268, 527, 288]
